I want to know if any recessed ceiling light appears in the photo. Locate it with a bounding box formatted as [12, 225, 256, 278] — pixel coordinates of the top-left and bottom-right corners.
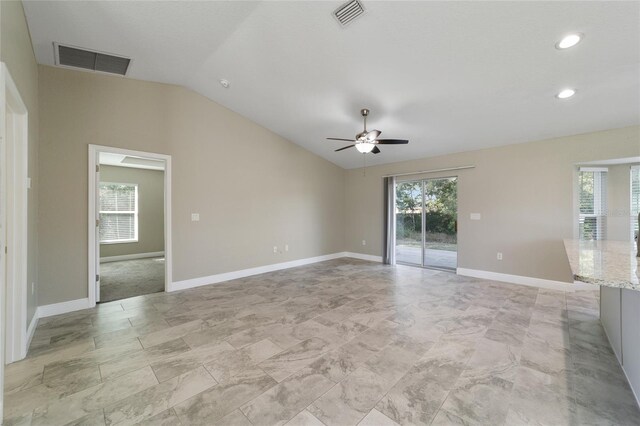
[219, 79, 230, 88]
[556, 33, 583, 49]
[556, 89, 576, 99]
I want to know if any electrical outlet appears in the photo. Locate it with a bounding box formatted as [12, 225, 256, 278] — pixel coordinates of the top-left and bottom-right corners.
[191, 213, 200, 222]
[362, 240, 366, 246]
[497, 252, 503, 261]
[285, 244, 289, 252]
[273, 246, 278, 253]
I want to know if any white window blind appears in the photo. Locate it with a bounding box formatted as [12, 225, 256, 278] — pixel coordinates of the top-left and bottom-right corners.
[578, 167, 607, 241]
[631, 166, 640, 241]
[99, 183, 138, 243]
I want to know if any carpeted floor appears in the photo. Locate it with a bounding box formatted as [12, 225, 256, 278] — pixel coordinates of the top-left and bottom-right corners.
[99, 257, 165, 302]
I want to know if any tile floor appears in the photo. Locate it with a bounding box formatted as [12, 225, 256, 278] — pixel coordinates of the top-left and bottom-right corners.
[4, 258, 639, 425]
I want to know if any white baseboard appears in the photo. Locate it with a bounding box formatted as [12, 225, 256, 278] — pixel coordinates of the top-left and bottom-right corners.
[100, 251, 164, 263]
[169, 252, 349, 292]
[25, 312, 39, 353]
[37, 298, 91, 318]
[456, 268, 597, 292]
[344, 252, 383, 263]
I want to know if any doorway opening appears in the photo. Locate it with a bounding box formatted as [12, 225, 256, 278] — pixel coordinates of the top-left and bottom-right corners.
[88, 146, 172, 305]
[395, 177, 458, 271]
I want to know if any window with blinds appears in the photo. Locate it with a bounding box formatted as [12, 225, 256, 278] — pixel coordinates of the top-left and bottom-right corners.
[578, 167, 607, 241]
[631, 166, 640, 241]
[99, 183, 138, 243]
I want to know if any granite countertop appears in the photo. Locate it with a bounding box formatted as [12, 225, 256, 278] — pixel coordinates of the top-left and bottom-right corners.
[563, 239, 640, 291]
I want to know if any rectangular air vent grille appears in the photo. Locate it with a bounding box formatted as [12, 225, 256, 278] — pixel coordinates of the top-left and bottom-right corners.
[333, 0, 365, 26]
[56, 44, 130, 76]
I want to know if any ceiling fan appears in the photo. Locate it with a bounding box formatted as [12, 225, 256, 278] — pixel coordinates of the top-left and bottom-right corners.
[328, 108, 409, 154]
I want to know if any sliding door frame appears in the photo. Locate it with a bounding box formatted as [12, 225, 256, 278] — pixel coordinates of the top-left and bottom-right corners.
[421, 179, 426, 268]
[396, 175, 458, 271]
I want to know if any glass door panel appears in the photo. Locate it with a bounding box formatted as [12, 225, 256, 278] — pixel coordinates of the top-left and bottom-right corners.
[394, 177, 458, 270]
[395, 180, 423, 265]
[423, 177, 457, 270]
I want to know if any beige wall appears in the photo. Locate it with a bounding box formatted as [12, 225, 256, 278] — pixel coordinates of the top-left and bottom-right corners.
[99, 166, 165, 258]
[345, 126, 640, 283]
[606, 163, 639, 241]
[38, 65, 345, 305]
[1, 0, 39, 323]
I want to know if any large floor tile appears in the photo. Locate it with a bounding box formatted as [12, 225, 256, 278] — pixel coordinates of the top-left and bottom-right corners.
[308, 367, 389, 426]
[173, 367, 276, 424]
[32, 366, 158, 426]
[204, 338, 282, 382]
[103, 366, 216, 425]
[438, 375, 514, 425]
[241, 367, 335, 426]
[258, 336, 333, 382]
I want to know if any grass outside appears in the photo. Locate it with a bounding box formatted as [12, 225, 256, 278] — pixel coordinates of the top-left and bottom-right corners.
[397, 240, 457, 252]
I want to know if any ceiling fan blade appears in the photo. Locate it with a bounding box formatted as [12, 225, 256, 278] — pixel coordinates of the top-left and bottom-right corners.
[372, 146, 381, 154]
[327, 137, 356, 142]
[376, 139, 409, 144]
[335, 144, 355, 152]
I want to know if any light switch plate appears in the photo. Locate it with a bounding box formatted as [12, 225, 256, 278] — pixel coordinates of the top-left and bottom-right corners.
[470, 213, 481, 220]
[191, 213, 200, 222]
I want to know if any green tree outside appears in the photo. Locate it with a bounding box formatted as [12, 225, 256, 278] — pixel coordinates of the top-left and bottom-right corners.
[396, 178, 457, 251]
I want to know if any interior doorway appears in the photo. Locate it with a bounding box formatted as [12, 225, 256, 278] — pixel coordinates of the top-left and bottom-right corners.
[395, 177, 458, 271]
[1, 63, 29, 368]
[88, 146, 172, 306]
[1, 62, 31, 418]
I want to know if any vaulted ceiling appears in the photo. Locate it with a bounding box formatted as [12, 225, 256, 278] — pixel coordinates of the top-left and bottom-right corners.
[23, 1, 640, 168]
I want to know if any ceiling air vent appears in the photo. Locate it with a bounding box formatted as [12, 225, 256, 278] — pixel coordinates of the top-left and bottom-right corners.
[333, 0, 365, 27]
[55, 43, 131, 76]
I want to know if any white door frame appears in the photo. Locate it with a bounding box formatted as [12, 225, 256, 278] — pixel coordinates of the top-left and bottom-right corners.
[88, 145, 172, 307]
[1, 63, 30, 368]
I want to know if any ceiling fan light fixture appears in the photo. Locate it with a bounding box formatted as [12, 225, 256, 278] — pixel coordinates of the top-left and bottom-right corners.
[556, 33, 583, 49]
[327, 108, 409, 155]
[355, 142, 375, 153]
[556, 88, 576, 99]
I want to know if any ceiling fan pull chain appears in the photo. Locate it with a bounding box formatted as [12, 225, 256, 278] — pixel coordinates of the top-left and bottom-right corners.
[363, 152, 367, 176]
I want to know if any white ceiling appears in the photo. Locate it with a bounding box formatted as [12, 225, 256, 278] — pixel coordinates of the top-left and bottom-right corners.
[99, 153, 165, 171]
[23, 1, 640, 169]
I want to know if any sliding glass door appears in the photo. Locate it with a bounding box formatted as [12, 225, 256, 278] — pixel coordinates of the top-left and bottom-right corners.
[395, 177, 458, 270]
[423, 178, 458, 269]
[395, 181, 423, 266]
